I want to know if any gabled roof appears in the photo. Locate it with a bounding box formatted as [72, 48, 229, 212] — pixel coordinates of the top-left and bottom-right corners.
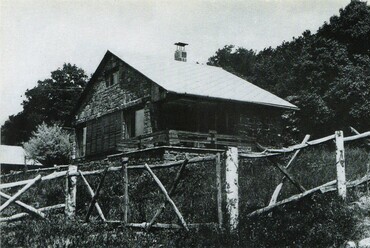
[0, 145, 42, 166]
[76, 50, 298, 112]
[110, 50, 298, 110]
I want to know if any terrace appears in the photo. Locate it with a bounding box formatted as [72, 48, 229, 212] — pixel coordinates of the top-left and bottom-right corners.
[117, 129, 255, 153]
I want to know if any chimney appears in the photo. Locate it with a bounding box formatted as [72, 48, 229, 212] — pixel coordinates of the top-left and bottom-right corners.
[174, 42, 188, 62]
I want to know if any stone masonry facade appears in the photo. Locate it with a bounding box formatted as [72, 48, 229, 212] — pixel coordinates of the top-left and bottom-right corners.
[75, 55, 153, 124]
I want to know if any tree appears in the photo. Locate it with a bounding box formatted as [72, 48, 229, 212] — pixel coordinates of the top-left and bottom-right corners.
[1, 112, 31, 145]
[318, 0, 370, 55]
[207, 45, 256, 81]
[1, 63, 88, 145]
[23, 123, 72, 166]
[325, 54, 370, 131]
[207, 0, 370, 141]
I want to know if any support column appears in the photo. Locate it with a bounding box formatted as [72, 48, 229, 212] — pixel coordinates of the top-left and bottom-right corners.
[225, 147, 239, 231]
[65, 165, 78, 219]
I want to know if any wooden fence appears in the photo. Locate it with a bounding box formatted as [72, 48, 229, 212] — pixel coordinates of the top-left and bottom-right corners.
[0, 154, 224, 231]
[237, 128, 370, 221]
[1, 128, 369, 232]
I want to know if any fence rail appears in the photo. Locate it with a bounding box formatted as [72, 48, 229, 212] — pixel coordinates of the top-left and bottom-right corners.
[0, 129, 369, 232]
[240, 131, 370, 158]
[0, 153, 222, 231]
[241, 128, 370, 220]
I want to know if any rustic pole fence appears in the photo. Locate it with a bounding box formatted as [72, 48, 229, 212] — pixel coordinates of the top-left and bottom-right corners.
[0, 204, 65, 222]
[147, 157, 189, 231]
[268, 135, 310, 206]
[240, 131, 370, 159]
[122, 157, 129, 224]
[144, 163, 189, 231]
[0, 175, 41, 213]
[0, 191, 45, 219]
[350, 127, 370, 195]
[2, 129, 368, 226]
[85, 167, 108, 222]
[65, 165, 77, 220]
[335, 131, 346, 200]
[216, 152, 223, 229]
[246, 129, 370, 218]
[79, 171, 106, 221]
[225, 147, 238, 231]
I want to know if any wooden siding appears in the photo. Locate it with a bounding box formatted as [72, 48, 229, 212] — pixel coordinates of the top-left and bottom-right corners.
[85, 111, 122, 156]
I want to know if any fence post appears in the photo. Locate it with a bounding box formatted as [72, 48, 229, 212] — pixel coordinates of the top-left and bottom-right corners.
[122, 158, 129, 223]
[335, 131, 346, 200]
[65, 165, 78, 219]
[216, 153, 223, 229]
[226, 147, 239, 231]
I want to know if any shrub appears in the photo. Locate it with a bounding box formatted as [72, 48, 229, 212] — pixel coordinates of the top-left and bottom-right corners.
[23, 123, 72, 166]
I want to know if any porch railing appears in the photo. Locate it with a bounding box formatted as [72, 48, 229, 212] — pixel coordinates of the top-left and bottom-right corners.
[117, 130, 255, 151]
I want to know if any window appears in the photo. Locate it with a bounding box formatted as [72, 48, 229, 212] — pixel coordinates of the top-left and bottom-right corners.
[135, 109, 145, 136]
[106, 70, 119, 87]
[124, 112, 135, 139]
[123, 108, 145, 138]
[82, 127, 87, 157]
[77, 126, 87, 157]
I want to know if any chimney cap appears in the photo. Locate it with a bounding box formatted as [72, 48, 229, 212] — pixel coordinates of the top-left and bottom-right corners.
[174, 42, 188, 47]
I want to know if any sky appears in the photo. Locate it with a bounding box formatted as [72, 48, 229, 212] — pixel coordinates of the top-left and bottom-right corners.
[0, 0, 350, 125]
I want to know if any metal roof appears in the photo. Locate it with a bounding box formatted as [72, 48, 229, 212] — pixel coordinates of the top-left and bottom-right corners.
[110, 50, 298, 110]
[0, 145, 42, 166]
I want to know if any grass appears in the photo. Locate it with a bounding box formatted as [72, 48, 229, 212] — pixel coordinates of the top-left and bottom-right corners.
[1, 193, 364, 247]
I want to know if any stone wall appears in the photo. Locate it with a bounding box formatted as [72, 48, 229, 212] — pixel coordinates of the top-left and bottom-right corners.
[74, 54, 156, 157]
[75, 55, 152, 124]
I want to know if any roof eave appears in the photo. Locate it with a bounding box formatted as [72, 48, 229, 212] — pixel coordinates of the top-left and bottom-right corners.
[167, 91, 299, 110]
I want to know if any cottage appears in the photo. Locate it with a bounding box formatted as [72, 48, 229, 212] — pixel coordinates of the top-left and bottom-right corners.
[73, 44, 297, 160]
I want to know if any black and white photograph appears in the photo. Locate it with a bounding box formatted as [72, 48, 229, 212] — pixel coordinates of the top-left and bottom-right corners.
[0, 0, 369, 247]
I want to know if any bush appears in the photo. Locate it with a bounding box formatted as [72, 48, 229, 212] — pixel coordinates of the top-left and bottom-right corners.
[240, 193, 358, 247]
[23, 123, 72, 166]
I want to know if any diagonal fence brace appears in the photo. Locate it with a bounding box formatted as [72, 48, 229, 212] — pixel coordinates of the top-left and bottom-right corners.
[0, 175, 42, 212]
[79, 170, 106, 222]
[85, 167, 108, 222]
[257, 143, 306, 193]
[146, 158, 189, 231]
[144, 163, 189, 231]
[272, 161, 306, 193]
[268, 135, 310, 205]
[0, 191, 45, 219]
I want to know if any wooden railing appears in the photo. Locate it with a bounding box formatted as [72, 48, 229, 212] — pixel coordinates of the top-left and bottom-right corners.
[117, 130, 255, 151]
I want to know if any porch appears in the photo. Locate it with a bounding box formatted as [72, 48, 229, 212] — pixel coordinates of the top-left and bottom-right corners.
[116, 129, 255, 152]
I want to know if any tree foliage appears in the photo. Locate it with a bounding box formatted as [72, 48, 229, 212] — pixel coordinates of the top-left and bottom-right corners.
[23, 123, 72, 166]
[208, 0, 370, 140]
[1, 63, 88, 145]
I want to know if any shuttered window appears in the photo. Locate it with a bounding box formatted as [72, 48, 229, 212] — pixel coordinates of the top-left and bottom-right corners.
[85, 111, 122, 156]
